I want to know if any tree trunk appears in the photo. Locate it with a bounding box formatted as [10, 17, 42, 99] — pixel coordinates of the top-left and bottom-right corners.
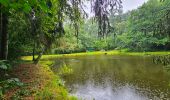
[0, 4, 2, 59]
[0, 12, 8, 60]
[34, 47, 47, 64]
[32, 38, 36, 61]
[34, 38, 53, 64]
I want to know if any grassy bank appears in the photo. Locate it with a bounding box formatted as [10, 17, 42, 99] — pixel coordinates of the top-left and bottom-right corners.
[0, 59, 77, 100]
[35, 60, 77, 100]
[22, 50, 170, 61]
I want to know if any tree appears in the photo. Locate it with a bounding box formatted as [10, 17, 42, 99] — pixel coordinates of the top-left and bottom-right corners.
[0, 0, 49, 60]
[0, 2, 9, 60]
[110, 0, 170, 51]
[0, 0, 123, 63]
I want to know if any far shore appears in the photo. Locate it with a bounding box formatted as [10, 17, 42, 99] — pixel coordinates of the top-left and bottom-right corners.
[22, 50, 170, 61]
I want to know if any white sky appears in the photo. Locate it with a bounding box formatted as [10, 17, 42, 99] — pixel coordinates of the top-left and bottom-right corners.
[122, 0, 149, 13]
[85, 0, 149, 17]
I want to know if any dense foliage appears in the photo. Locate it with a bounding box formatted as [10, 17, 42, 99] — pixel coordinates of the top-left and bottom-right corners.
[57, 0, 170, 52]
[0, 0, 169, 59]
[114, 0, 170, 51]
[0, 0, 122, 61]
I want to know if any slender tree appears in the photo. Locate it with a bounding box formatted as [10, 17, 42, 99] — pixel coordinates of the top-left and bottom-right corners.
[0, 4, 9, 60]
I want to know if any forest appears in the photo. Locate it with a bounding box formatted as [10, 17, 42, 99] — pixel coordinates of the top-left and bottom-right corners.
[0, 0, 170, 100]
[61, 0, 170, 53]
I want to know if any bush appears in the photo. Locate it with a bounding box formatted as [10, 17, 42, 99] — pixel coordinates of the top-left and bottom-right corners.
[0, 78, 24, 98]
[0, 60, 12, 78]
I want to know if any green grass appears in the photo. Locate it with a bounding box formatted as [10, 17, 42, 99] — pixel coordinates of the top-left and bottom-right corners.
[22, 50, 170, 61]
[35, 60, 77, 100]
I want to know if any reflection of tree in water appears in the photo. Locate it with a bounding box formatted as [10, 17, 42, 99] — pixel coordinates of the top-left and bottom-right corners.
[153, 55, 170, 71]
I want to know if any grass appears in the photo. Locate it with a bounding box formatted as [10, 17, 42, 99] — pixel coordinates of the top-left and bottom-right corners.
[1, 58, 77, 100]
[22, 50, 170, 61]
[35, 60, 77, 100]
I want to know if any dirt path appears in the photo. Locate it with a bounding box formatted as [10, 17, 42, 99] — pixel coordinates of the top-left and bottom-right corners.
[4, 64, 47, 100]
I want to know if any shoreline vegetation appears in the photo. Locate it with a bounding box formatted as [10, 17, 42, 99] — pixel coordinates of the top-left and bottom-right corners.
[22, 50, 170, 61]
[1, 50, 170, 99]
[1, 59, 77, 100]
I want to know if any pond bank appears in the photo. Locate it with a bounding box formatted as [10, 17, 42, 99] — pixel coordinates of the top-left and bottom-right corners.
[1, 60, 77, 100]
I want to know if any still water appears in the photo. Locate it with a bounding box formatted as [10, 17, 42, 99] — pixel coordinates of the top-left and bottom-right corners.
[52, 55, 170, 100]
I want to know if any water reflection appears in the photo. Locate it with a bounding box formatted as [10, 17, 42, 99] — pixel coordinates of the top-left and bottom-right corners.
[52, 55, 170, 100]
[71, 81, 149, 100]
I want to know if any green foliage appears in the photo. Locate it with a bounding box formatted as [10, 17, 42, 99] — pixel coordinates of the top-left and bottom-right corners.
[35, 60, 75, 100]
[58, 63, 73, 75]
[36, 88, 57, 100]
[11, 89, 32, 100]
[0, 0, 10, 7]
[0, 0, 136, 99]
[0, 0, 49, 13]
[0, 60, 11, 70]
[36, 86, 77, 100]
[153, 55, 170, 65]
[107, 0, 170, 51]
[94, 39, 108, 50]
[54, 0, 169, 53]
[0, 78, 24, 96]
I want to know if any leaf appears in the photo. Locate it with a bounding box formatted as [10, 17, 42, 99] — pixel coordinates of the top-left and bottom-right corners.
[28, 0, 37, 6]
[0, 65, 8, 70]
[9, 3, 20, 10]
[0, 87, 3, 98]
[0, 0, 9, 7]
[39, 1, 48, 12]
[13, 78, 20, 82]
[23, 3, 31, 13]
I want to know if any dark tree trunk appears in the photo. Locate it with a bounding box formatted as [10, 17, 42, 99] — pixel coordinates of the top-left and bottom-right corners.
[0, 4, 2, 59]
[32, 38, 36, 61]
[34, 38, 52, 64]
[28, 10, 37, 61]
[0, 12, 8, 60]
[34, 47, 47, 64]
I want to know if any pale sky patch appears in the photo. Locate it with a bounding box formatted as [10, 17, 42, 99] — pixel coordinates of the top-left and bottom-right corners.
[122, 0, 149, 13]
[84, 0, 149, 17]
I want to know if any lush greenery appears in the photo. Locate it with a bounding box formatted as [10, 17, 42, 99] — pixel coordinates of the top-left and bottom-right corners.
[1, 0, 170, 58]
[55, 0, 170, 53]
[0, 58, 77, 99]
[0, 0, 122, 61]
[0, 0, 122, 99]
[0, 0, 170, 99]
[111, 0, 170, 51]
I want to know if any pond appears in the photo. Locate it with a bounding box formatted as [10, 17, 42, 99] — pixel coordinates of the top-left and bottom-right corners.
[51, 55, 170, 100]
